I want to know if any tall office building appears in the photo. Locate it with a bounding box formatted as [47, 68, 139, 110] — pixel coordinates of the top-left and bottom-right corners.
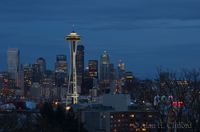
[125, 72, 133, 83]
[32, 63, 40, 83]
[55, 55, 68, 84]
[37, 57, 46, 73]
[17, 71, 24, 96]
[42, 70, 53, 98]
[109, 63, 115, 84]
[7, 79, 15, 97]
[55, 70, 65, 87]
[89, 60, 98, 79]
[81, 70, 93, 95]
[0, 72, 9, 98]
[118, 60, 125, 83]
[30, 82, 42, 99]
[115, 66, 122, 79]
[100, 51, 110, 84]
[76, 45, 84, 86]
[24, 68, 33, 98]
[56, 54, 66, 62]
[114, 66, 122, 93]
[21, 63, 31, 71]
[7, 48, 20, 83]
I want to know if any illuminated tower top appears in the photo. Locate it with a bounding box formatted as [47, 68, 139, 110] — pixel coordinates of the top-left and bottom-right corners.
[65, 27, 82, 41]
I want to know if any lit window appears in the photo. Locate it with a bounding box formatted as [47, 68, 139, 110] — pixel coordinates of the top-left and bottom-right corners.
[142, 128, 146, 131]
[103, 115, 106, 118]
[136, 128, 140, 131]
[148, 115, 152, 118]
[122, 114, 124, 117]
[118, 119, 121, 122]
[142, 124, 146, 127]
[130, 124, 134, 126]
[130, 114, 134, 117]
[114, 129, 117, 132]
[111, 116, 113, 118]
[114, 124, 117, 127]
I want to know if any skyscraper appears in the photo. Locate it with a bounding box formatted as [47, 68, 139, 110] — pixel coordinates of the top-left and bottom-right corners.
[81, 70, 93, 95]
[17, 71, 24, 95]
[114, 66, 122, 93]
[7, 48, 20, 83]
[37, 57, 46, 73]
[100, 51, 110, 84]
[55, 70, 65, 87]
[55, 55, 68, 84]
[89, 60, 98, 79]
[0, 72, 9, 98]
[32, 63, 40, 83]
[118, 60, 125, 84]
[24, 68, 33, 98]
[56, 54, 67, 62]
[7, 79, 15, 97]
[76, 45, 84, 86]
[21, 63, 31, 71]
[42, 70, 53, 98]
[109, 63, 115, 84]
[30, 82, 42, 99]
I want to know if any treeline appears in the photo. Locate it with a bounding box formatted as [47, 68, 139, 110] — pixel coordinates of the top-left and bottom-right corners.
[0, 102, 87, 132]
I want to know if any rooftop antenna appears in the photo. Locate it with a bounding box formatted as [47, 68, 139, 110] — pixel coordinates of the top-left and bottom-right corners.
[73, 25, 74, 32]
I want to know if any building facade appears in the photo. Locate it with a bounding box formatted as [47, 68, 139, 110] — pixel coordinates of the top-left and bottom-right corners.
[76, 45, 84, 86]
[89, 60, 98, 80]
[24, 68, 33, 98]
[100, 51, 110, 84]
[55, 55, 68, 85]
[37, 57, 46, 73]
[7, 48, 20, 84]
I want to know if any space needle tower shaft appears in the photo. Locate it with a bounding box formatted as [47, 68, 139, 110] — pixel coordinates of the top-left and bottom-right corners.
[65, 26, 82, 104]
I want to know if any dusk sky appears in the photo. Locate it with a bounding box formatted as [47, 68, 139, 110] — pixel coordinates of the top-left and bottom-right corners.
[1, 0, 200, 79]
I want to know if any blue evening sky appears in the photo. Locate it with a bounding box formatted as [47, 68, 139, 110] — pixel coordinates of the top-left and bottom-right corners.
[1, 0, 200, 79]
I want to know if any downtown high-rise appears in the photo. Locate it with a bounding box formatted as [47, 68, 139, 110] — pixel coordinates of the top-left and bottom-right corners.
[100, 51, 110, 84]
[7, 48, 20, 84]
[55, 54, 68, 85]
[76, 45, 84, 86]
[89, 60, 98, 80]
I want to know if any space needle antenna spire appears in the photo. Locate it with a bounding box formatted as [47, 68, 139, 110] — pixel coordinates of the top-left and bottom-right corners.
[65, 27, 82, 105]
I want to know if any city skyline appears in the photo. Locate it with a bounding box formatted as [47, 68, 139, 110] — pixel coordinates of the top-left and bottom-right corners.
[1, 0, 200, 79]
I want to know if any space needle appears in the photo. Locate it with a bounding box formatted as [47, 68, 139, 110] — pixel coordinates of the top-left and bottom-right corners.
[65, 25, 82, 104]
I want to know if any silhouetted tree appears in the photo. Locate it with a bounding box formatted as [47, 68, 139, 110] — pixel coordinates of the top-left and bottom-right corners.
[35, 102, 87, 132]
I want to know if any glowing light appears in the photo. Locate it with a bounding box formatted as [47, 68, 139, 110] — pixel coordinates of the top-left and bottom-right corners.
[66, 106, 70, 110]
[173, 101, 183, 108]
